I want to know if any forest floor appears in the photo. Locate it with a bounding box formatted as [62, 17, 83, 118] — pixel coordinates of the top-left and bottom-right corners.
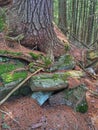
[0, 32, 98, 130]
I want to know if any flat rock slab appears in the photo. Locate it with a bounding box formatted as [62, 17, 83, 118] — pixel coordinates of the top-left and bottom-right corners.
[30, 73, 68, 91]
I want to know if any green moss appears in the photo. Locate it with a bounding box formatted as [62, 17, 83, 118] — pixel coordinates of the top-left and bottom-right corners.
[29, 52, 41, 60]
[64, 43, 70, 52]
[29, 62, 34, 68]
[52, 74, 59, 80]
[0, 60, 25, 75]
[0, 50, 22, 56]
[0, 50, 7, 54]
[76, 101, 88, 113]
[0, 64, 16, 75]
[0, 8, 6, 32]
[42, 56, 52, 68]
[64, 84, 88, 113]
[0, 18, 5, 32]
[1, 71, 27, 83]
[61, 54, 74, 65]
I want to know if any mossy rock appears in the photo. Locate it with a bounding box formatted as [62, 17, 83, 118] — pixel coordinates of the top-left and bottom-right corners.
[64, 84, 88, 113]
[0, 58, 25, 75]
[49, 84, 88, 113]
[0, 56, 28, 100]
[1, 71, 27, 84]
[30, 70, 84, 92]
[0, 71, 28, 100]
[50, 54, 75, 71]
[30, 73, 68, 91]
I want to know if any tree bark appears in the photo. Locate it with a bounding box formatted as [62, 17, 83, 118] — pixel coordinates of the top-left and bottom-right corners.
[7, 0, 65, 59]
[0, 0, 12, 6]
[58, 0, 67, 35]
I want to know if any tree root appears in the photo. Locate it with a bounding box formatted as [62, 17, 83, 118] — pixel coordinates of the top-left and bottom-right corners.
[0, 53, 33, 62]
[0, 68, 43, 106]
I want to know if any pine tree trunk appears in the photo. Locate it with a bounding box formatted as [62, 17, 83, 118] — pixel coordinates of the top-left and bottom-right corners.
[58, 0, 67, 35]
[7, 0, 65, 59]
[0, 0, 11, 6]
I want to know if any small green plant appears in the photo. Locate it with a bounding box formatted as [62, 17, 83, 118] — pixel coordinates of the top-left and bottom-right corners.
[0, 50, 22, 56]
[0, 8, 6, 32]
[76, 101, 88, 113]
[52, 74, 59, 80]
[64, 43, 70, 52]
[29, 52, 40, 60]
[29, 62, 34, 68]
[42, 56, 52, 68]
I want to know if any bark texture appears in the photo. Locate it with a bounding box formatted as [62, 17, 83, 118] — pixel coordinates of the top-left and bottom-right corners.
[58, 0, 67, 34]
[0, 0, 12, 6]
[7, 0, 65, 58]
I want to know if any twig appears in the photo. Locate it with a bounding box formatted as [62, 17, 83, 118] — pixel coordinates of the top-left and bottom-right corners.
[81, 85, 98, 97]
[0, 108, 20, 125]
[9, 67, 28, 75]
[0, 68, 43, 106]
[77, 62, 97, 80]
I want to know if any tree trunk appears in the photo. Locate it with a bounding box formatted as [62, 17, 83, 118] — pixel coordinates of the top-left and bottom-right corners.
[7, 0, 65, 59]
[0, 0, 12, 6]
[58, 0, 67, 35]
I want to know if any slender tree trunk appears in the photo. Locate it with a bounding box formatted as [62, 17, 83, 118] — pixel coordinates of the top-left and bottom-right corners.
[7, 0, 65, 59]
[86, 0, 96, 45]
[58, 0, 67, 35]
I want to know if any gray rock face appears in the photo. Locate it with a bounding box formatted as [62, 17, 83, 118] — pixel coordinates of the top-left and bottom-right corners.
[50, 54, 75, 72]
[49, 84, 88, 113]
[30, 73, 68, 91]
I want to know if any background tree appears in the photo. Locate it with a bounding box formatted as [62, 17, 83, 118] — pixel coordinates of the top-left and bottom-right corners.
[58, 0, 67, 35]
[54, 0, 98, 48]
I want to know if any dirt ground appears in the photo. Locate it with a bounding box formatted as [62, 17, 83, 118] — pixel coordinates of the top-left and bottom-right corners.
[0, 78, 98, 130]
[0, 33, 98, 130]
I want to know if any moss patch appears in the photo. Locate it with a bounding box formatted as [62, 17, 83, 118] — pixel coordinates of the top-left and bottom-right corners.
[63, 70, 84, 79]
[50, 54, 75, 71]
[0, 8, 6, 32]
[0, 50, 22, 56]
[0, 61, 25, 75]
[64, 43, 70, 52]
[1, 71, 27, 83]
[29, 52, 41, 60]
[0, 64, 16, 75]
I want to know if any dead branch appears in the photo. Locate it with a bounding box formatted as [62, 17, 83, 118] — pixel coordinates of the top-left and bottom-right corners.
[77, 62, 97, 80]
